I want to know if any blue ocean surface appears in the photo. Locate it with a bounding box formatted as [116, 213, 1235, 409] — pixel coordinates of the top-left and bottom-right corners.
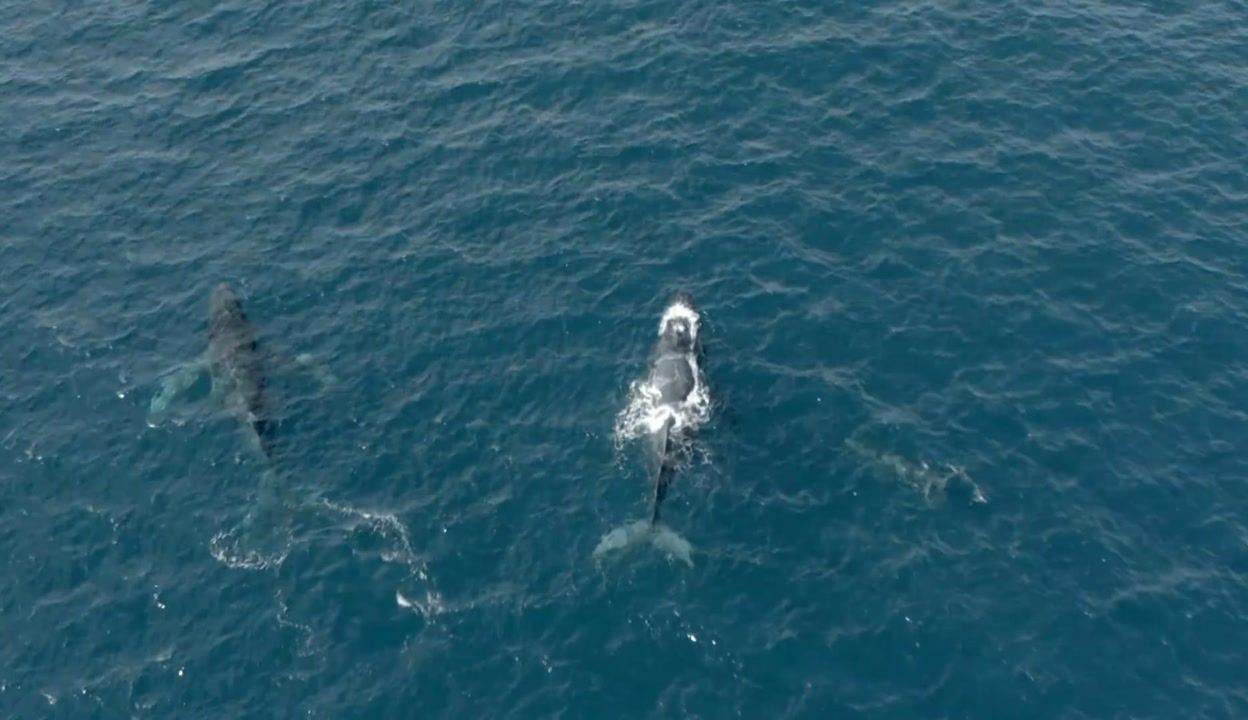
[4, 1, 1248, 717]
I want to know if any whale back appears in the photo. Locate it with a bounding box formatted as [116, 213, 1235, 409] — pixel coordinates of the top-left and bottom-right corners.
[207, 283, 272, 453]
[650, 354, 696, 405]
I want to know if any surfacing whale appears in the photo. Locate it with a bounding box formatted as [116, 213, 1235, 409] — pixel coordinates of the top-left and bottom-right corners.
[594, 294, 708, 567]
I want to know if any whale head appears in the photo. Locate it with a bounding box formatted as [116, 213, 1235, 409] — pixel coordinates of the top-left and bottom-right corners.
[658, 294, 699, 353]
[210, 283, 242, 316]
[663, 317, 694, 352]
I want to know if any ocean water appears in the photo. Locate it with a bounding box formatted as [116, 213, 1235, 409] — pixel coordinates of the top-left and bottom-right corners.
[4, 0, 1248, 717]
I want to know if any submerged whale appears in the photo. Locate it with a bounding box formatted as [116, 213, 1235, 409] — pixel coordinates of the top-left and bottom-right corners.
[148, 283, 300, 545]
[150, 283, 275, 459]
[594, 294, 708, 567]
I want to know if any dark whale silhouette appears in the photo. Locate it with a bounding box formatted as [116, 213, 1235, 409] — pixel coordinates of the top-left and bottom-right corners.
[594, 294, 705, 567]
[148, 283, 294, 550]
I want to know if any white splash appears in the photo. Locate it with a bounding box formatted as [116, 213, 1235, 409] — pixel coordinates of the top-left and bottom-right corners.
[614, 301, 711, 444]
[658, 300, 700, 342]
[396, 589, 448, 616]
[317, 498, 454, 619]
[209, 528, 290, 570]
[318, 498, 429, 581]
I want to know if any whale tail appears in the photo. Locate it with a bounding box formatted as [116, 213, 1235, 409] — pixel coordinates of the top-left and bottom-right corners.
[232, 464, 294, 550]
[210, 464, 299, 569]
[593, 459, 695, 564]
[649, 522, 694, 566]
[592, 518, 694, 567]
[593, 423, 695, 567]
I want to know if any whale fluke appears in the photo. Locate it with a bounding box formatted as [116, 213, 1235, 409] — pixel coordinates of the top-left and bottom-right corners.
[592, 519, 694, 567]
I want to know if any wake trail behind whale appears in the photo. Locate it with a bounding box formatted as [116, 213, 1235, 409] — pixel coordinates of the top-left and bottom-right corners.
[209, 465, 298, 570]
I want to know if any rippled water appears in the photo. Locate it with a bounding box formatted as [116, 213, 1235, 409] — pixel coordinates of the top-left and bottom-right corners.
[4, 1, 1248, 717]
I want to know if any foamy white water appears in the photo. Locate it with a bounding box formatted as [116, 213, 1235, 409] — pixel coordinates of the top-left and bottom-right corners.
[614, 300, 712, 445]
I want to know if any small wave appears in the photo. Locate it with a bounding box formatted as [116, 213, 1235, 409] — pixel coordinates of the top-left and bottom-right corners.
[395, 589, 448, 616]
[318, 499, 447, 618]
[209, 527, 291, 570]
[316, 498, 429, 581]
[274, 589, 320, 658]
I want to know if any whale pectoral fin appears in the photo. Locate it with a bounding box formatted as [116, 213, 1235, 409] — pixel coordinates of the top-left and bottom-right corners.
[148, 357, 210, 425]
[293, 352, 338, 389]
[207, 372, 224, 403]
[266, 342, 338, 390]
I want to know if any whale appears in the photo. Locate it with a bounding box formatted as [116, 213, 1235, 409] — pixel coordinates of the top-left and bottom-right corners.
[150, 283, 275, 459]
[593, 295, 707, 567]
[148, 283, 308, 546]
